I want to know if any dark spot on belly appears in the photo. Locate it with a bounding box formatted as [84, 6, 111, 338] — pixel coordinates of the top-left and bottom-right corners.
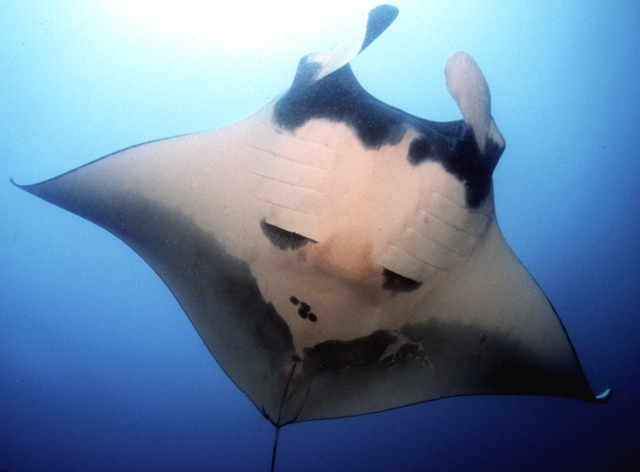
[290, 297, 318, 322]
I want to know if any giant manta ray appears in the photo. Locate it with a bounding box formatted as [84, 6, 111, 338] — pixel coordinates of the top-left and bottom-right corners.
[14, 4, 610, 470]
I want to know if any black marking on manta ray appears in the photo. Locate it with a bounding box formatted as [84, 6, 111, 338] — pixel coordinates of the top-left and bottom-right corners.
[273, 65, 501, 209]
[289, 297, 317, 322]
[409, 132, 503, 209]
[260, 218, 317, 250]
[302, 319, 596, 404]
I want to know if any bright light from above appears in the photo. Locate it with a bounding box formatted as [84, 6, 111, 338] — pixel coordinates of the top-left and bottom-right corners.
[107, 0, 381, 46]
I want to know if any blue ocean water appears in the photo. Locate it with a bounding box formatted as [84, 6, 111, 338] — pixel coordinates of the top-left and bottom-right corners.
[1, 1, 639, 471]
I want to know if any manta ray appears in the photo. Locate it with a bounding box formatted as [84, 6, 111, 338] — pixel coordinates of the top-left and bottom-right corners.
[13, 4, 610, 470]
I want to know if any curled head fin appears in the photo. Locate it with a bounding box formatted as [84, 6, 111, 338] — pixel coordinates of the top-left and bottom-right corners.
[294, 5, 399, 86]
[445, 51, 505, 159]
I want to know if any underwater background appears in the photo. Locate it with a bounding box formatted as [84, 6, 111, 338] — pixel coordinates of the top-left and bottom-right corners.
[1, 1, 639, 470]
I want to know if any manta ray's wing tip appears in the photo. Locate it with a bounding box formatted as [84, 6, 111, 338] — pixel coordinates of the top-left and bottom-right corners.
[595, 388, 612, 404]
[11, 177, 37, 192]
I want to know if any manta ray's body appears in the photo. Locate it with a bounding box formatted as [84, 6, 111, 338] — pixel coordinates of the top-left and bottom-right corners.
[13, 4, 609, 469]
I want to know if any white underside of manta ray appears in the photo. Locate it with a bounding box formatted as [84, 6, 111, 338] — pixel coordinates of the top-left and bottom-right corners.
[13, 4, 610, 470]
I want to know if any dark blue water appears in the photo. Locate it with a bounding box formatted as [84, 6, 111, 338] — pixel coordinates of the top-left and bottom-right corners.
[2, 1, 639, 471]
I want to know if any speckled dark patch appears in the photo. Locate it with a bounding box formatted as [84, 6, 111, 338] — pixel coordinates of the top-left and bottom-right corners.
[273, 63, 504, 209]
